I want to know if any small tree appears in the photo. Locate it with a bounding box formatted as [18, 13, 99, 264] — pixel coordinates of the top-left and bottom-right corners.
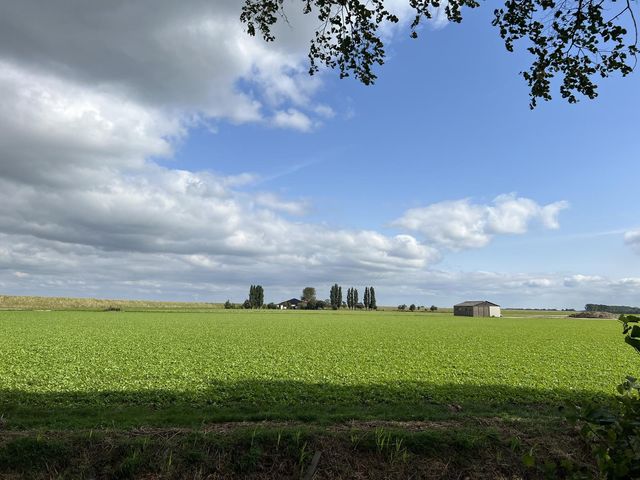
[243, 299, 252, 309]
[409, 304, 416, 311]
[430, 305, 438, 312]
[224, 299, 233, 309]
[398, 304, 406, 311]
[302, 287, 316, 302]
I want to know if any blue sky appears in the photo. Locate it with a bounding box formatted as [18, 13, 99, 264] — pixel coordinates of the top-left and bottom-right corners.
[0, 1, 638, 308]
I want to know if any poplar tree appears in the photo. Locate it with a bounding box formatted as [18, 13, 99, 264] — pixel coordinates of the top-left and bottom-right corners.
[248, 284, 264, 308]
[354, 288, 359, 307]
[364, 287, 370, 310]
[370, 287, 377, 310]
[256, 285, 264, 308]
[330, 284, 336, 309]
[330, 283, 342, 309]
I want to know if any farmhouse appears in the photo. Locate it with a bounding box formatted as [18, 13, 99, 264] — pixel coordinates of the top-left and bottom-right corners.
[453, 301, 501, 317]
[277, 298, 301, 310]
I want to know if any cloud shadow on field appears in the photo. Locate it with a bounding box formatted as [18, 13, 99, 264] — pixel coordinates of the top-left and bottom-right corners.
[0, 379, 614, 429]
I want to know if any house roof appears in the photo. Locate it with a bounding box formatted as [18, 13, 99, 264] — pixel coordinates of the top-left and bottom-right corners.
[278, 298, 301, 305]
[454, 301, 500, 307]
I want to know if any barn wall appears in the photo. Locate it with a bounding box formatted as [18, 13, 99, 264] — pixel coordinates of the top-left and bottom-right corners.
[455, 303, 500, 317]
[454, 306, 473, 316]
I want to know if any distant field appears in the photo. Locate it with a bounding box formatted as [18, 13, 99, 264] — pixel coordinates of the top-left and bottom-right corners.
[0, 294, 223, 311]
[0, 309, 633, 428]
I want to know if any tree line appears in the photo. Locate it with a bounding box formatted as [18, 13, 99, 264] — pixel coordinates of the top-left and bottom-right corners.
[398, 304, 438, 312]
[585, 304, 640, 314]
[224, 284, 379, 310]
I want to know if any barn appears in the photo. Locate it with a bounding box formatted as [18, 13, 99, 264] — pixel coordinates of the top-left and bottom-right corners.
[453, 301, 501, 317]
[277, 298, 301, 310]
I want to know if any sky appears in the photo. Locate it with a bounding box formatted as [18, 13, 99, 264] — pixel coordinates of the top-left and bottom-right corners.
[0, 1, 638, 308]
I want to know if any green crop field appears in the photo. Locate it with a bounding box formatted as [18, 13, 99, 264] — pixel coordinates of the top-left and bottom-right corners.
[1, 308, 636, 478]
[0, 309, 635, 427]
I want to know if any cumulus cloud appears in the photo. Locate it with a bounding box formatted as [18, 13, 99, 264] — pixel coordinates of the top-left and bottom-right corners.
[624, 229, 640, 253]
[563, 274, 603, 288]
[0, 0, 327, 131]
[272, 109, 314, 132]
[0, 1, 447, 303]
[392, 194, 569, 250]
[522, 278, 554, 288]
[253, 193, 309, 216]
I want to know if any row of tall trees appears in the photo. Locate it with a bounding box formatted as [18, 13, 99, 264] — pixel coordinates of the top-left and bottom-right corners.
[329, 283, 343, 309]
[248, 284, 264, 309]
[344, 286, 376, 310]
[346, 287, 359, 309]
[227, 284, 377, 310]
[363, 286, 376, 310]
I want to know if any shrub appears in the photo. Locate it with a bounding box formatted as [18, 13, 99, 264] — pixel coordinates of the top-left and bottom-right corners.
[224, 300, 233, 309]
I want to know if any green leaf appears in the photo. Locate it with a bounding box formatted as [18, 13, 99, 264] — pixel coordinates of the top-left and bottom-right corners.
[522, 452, 535, 468]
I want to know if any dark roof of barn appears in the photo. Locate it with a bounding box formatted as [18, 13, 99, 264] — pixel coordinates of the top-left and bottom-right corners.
[278, 298, 301, 305]
[454, 301, 500, 307]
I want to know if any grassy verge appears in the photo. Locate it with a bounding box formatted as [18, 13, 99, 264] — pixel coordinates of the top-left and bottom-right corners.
[0, 419, 596, 479]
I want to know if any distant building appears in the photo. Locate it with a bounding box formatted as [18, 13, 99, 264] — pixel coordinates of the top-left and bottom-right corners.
[278, 298, 301, 310]
[453, 301, 501, 317]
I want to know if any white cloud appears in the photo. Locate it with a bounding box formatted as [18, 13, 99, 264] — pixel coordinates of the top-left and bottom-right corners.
[272, 109, 314, 132]
[0, 4, 439, 290]
[314, 104, 335, 118]
[0, 1, 330, 133]
[624, 229, 640, 253]
[392, 194, 569, 250]
[254, 193, 309, 216]
[522, 278, 553, 288]
[563, 274, 604, 288]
